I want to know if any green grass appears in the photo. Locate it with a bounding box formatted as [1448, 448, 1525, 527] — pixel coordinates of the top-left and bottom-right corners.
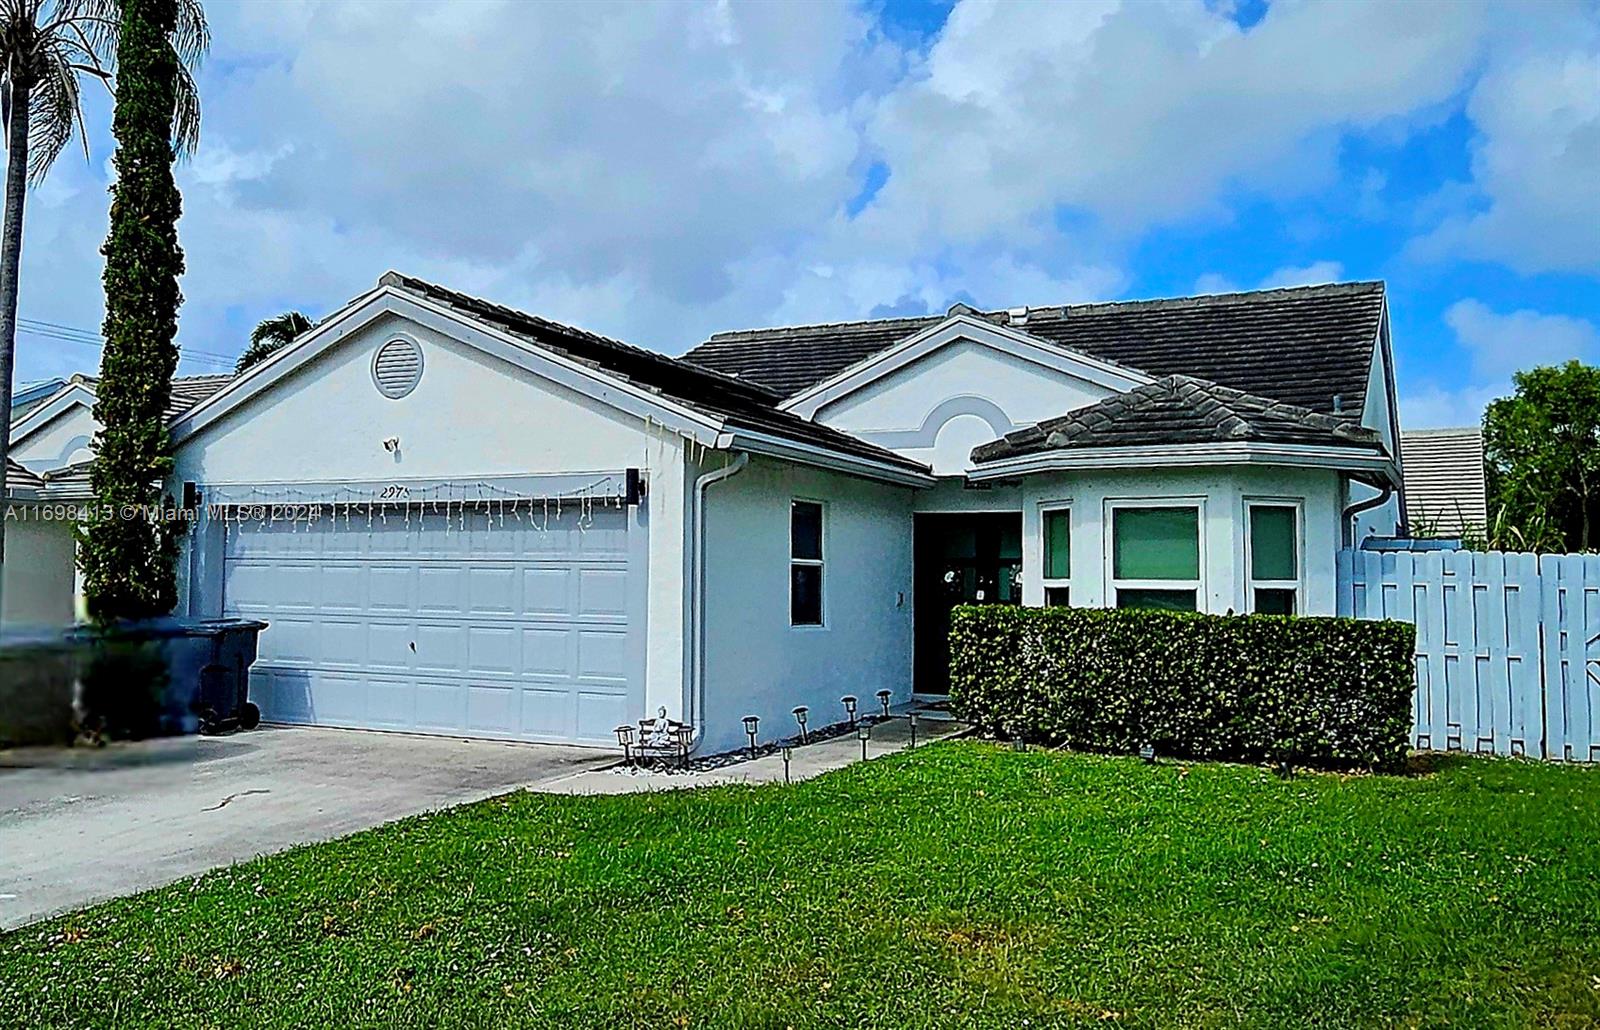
[5, 743, 1600, 1028]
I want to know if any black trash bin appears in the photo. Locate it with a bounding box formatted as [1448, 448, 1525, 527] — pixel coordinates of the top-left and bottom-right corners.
[69, 617, 268, 737]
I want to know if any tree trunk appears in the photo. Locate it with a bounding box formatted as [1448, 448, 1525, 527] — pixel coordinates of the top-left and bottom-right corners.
[0, 80, 32, 619]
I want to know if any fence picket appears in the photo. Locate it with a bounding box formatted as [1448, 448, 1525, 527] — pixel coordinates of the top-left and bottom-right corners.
[1339, 548, 1600, 763]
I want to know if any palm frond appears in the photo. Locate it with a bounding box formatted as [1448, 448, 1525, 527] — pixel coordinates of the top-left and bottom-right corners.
[171, 52, 197, 155]
[25, 46, 82, 181]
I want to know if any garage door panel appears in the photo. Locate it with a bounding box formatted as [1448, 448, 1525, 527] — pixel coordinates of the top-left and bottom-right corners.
[576, 628, 629, 679]
[416, 679, 467, 733]
[227, 505, 639, 744]
[466, 626, 518, 676]
[368, 565, 413, 612]
[523, 568, 571, 617]
[467, 566, 517, 616]
[466, 684, 516, 735]
[577, 568, 629, 617]
[576, 691, 627, 740]
[366, 677, 416, 729]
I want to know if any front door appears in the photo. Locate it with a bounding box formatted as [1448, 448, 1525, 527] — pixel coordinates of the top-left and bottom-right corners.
[913, 513, 1022, 695]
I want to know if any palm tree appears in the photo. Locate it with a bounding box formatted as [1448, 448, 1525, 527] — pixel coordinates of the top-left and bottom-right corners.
[0, 0, 203, 614]
[236, 310, 312, 373]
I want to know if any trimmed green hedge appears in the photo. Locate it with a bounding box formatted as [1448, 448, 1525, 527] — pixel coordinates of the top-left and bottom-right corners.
[948, 606, 1416, 771]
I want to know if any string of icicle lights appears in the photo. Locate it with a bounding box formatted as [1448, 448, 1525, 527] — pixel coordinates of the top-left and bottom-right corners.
[221, 476, 623, 533]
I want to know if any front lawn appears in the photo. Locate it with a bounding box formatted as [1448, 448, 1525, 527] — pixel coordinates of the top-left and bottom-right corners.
[5, 743, 1600, 1028]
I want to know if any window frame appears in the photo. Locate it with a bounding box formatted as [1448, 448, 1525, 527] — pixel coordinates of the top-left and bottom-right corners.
[789, 498, 826, 627]
[1244, 497, 1303, 615]
[1104, 497, 1206, 611]
[1038, 499, 1072, 607]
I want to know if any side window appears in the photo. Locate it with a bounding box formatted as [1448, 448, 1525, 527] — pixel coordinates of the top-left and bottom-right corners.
[1110, 505, 1200, 611]
[1042, 507, 1070, 607]
[790, 500, 824, 626]
[1248, 503, 1299, 615]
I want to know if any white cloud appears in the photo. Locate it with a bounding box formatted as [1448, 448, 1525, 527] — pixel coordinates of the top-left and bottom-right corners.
[1413, 17, 1600, 275]
[1192, 260, 1345, 296]
[1401, 300, 1599, 428]
[1443, 299, 1598, 381]
[862, 0, 1489, 243]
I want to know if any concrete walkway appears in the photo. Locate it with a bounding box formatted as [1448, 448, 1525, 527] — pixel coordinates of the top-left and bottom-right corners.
[538, 714, 969, 795]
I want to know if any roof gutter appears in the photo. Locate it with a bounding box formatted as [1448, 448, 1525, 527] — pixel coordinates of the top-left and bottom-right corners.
[1342, 480, 1394, 547]
[687, 451, 750, 750]
[968, 442, 1400, 485]
[715, 428, 934, 488]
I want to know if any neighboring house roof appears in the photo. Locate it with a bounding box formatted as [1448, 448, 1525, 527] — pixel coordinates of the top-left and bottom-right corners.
[11, 378, 68, 421]
[64, 373, 235, 421]
[685, 281, 1386, 416]
[4, 459, 45, 495]
[1401, 427, 1487, 534]
[971, 375, 1386, 464]
[379, 274, 930, 477]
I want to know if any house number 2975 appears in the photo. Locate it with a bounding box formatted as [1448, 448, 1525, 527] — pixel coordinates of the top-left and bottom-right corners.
[379, 484, 410, 500]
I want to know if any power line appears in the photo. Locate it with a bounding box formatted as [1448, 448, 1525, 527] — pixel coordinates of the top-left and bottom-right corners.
[14, 316, 237, 371]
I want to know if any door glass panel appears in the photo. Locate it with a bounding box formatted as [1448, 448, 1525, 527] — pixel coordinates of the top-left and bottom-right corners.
[1254, 587, 1296, 615]
[1112, 507, 1199, 580]
[998, 522, 1022, 561]
[1044, 510, 1070, 580]
[1250, 505, 1297, 581]
[1116, 588, 1197, 612]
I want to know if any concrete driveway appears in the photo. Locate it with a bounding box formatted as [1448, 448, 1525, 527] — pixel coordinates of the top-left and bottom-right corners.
[0, 726, 612, 930]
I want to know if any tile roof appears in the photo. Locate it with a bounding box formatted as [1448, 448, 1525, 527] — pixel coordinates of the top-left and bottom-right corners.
[971, 375, 1386, 465]
[4, 459, 44, 493]
[684, 281, 1387, 416]
[1401, 427, 1486, 534]
[381, 274, 929, 476]
[26, 373, 235, 422]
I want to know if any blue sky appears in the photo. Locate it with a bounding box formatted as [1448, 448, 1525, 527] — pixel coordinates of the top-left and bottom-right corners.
[10, 0, 1598, 428]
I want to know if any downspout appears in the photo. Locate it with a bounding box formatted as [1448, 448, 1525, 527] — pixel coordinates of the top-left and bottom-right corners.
[687, 451, 750, 750]
[1342, 480, 1394, 547]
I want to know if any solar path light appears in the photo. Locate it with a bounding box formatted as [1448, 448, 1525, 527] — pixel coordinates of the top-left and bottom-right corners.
[742, 715, 760, 758]
[792, 705, 809, 744]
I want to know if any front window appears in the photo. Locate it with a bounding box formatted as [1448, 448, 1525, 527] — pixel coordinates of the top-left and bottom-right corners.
[1248, 502, 1300, 615]
[1111, 505, 1200, 611]
[1042, 507, 1070, 607]
[790, 500, 824, 626]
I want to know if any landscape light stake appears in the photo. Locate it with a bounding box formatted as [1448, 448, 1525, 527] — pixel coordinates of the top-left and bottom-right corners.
[742, 715, 761, 758]
[781, 746, 792, 785]
[858, 722, 871, 762]
[675, 724, 694, 770]
[877, 689, 892, 719]
[793, 705, 809, 744]
[908, 712, 918, 749]
[614, 724, 636, 767]
[841, 695, 858, 728]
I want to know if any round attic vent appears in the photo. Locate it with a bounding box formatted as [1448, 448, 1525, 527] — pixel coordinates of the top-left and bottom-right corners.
[371, 335, 423, 399]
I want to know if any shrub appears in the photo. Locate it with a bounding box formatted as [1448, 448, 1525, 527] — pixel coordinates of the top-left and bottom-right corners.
[948, 606, 1416, 771]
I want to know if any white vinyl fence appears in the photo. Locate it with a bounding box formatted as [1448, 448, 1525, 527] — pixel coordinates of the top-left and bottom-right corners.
[1337, 549, 1600, 762]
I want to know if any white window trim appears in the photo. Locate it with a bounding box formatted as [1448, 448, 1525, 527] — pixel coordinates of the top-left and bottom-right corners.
[1037, 499, 1072, 605]
[1104, 496, 1206, 609]
[1244, 497, 1304, 614]
[790, 498, 826, 628]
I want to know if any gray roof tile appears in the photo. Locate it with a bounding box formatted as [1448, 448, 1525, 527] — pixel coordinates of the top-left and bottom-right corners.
[971, 375, 1386, 464]
[684, 281, 1386, 416]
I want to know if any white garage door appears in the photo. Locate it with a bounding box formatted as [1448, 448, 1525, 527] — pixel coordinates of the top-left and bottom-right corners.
[222, 504, 641, 744]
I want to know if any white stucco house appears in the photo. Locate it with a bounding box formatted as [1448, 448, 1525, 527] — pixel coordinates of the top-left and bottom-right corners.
[153, 273, 1404, 755]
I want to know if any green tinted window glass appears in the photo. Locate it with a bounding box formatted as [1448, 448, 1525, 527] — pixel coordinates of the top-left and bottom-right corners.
[1250, 505, 1297, 581]
[1116, 588, 1197, 612]
[998, 522, 1022, 561]
[1112, 507, 1199, 581]
[1254, 587, 1296, 615]
[1043, 510, 1070, 580]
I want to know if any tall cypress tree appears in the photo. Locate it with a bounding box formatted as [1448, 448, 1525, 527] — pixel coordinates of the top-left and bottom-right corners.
[80, 0, 200, 620]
